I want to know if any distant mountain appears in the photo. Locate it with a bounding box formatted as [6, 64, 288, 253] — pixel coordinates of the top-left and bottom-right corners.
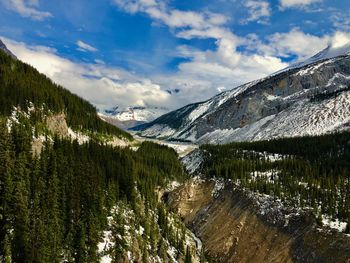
[99, 106, 169, 129]
[0, 39, 17, 59]
[133, 44, 350, 143]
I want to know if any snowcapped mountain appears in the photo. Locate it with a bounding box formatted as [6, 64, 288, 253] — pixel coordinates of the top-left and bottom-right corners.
[99, 106, 169, 129]
[274, 42, 350, 75]
[0, 39, 16, 59]
[132, 44, 350, 143]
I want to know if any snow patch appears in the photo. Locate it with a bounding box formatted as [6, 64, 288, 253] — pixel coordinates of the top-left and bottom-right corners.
[68, 127, 90, 144]
[98, 230, 113, 263]
[181, 149, 203, 175]
[322, 215, 347, 233]
[211, 178, 225, 198]
[141, 124, 176, 138]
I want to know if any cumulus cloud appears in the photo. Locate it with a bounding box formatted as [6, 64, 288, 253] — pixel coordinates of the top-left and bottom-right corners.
[279, 0, 322, 9]
[114, 0, 244, 89]
[112, 0, 288, 103]
[241, 0, 271, 24]
[76, 40, 98, 52]
[2, 37, 173, 111]
[114, 0, 228, 30]
[3, 26, 350, 113]
[330, 31, 350, 49]
[265, 28, 330, 59]
[3, 1, 348, 113]
[246, 29, 350, 63]
[1, 0, 52, 20]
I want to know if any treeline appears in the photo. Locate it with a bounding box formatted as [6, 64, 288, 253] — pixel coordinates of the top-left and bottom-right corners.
[201, 132, 350, 232]
[0, 119, 189, 262]
[213, 132, 350, 162]
[0, 50, 131, 139]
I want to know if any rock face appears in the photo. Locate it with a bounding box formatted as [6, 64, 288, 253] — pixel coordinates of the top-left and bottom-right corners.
[167, 179, 350, 263]
[134, 49, 350, 144]
[46, 113, 69, 138]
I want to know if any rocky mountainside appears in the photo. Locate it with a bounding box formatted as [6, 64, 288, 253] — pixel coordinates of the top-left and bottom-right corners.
[133, 45, 350, 144]
[165, 131, 350, 262]
[166, 178, 350, 263]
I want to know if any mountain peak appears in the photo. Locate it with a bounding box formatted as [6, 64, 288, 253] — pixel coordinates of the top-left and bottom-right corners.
[287, 41, 350, 72]
[135, 48, 350, 144]
[0, 39, 17, 59]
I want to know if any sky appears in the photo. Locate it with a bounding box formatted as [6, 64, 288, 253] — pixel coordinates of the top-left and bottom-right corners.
[0, 0, 350, 112]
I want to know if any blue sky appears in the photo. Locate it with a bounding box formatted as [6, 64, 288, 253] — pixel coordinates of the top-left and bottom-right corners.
[0, 0, 350, 111]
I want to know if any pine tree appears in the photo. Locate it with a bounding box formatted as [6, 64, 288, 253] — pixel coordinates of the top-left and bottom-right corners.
[185, 246, 192, 263]
[12, 153, 31, 262]
[45, 151, 63, 262]
[0, 119, 14, 257]
[2, 234, 12, 263]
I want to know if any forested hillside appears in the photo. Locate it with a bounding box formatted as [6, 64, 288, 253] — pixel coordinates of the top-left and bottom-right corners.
[0, 48, 204, 262]
[0, 118, 202, 262]
[0, 50, 131, 139]
[200, 132, 350, 232]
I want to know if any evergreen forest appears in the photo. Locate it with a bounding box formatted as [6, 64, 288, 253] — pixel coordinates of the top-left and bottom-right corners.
[0, 50, 199, 262]
[200, 132, 350, 232]
[0, 51, 131, 139]
[0, 118, 197, 262]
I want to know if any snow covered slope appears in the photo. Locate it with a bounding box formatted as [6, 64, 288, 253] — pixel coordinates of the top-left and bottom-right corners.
[133, 44, 350, 143]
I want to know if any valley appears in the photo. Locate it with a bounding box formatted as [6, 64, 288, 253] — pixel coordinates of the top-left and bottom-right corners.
[1, 20, 350, 262]
[167, 178, 350, 263]
[135, 132, 350, 262]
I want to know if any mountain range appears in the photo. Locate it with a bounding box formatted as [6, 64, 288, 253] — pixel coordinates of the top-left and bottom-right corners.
[1, 37, 349, 263]
[132, 44, 350, 144]
[99, 106, 169, 129]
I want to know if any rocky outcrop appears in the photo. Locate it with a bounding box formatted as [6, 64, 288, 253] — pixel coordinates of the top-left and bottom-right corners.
[167, 179, 350, 263]
[46, 113, 69, 137]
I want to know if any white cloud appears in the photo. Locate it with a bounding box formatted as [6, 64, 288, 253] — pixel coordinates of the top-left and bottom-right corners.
[330, 31, 350, 49]
[1, 0, 52, 20]
[3, 1, 347, 114]
[265, 28, 330, 59]
[113, 0, 288, 103]
[242, 1, 271, 24]
[279, 0, 322, 9]
[76, 40, 98, 52]
[246, 28, 350, 62]
[0, 34, 288, 113]
[3, 27, 350, 114]
[113, 0, 228, 31]
[2, 37, 173, 111]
